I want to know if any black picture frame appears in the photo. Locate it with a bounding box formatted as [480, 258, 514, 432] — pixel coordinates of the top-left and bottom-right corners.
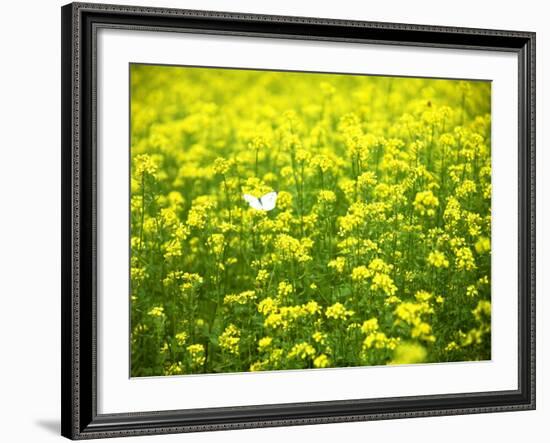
[61, 2, 536, 439]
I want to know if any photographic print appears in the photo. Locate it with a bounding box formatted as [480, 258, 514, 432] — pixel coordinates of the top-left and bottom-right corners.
[129, 64, 492, 377]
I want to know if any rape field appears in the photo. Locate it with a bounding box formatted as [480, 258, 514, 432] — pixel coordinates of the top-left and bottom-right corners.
[129, 64, 492, 376]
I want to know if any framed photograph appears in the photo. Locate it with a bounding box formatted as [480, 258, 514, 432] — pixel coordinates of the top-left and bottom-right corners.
[61, 2, 536, 439]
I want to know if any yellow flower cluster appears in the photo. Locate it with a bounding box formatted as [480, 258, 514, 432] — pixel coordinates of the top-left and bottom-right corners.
[288, 342, 316, 360]
[257, 336, 273, 351]
[328, 256, 346, 274]
[455, 247, 476, 271]
[351, 265, 370, 282]
[212, 157, 234, 176]
[134, 154, 158, 176]
[223, 290, 256, 306]
[180, 273, 203, 293]
[219, 324, 241, 355]
[148, 306, 165, 318]
[363, 332, 399, 351]
[325, 302, 354, 320]
[394, 300, 435, 343]
[371, 273, 397, 297]
[175, 332, 188, 346]
[350, 259, 396, 297]
[427, 250, 449, 268]
[273, 234, 314, 263]
[262, 300, 322, 330]
[313, 354, 330, 368]
[413, 190, 439, 216]
[186, 344, 206, 367]
[390, 343, 427, 365]
[318, 190, 337, 204]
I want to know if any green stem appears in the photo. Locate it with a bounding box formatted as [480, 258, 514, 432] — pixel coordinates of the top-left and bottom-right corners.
[138, 173, 146, 252]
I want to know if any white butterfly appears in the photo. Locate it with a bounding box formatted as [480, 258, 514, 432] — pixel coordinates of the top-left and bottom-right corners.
[243, 191, 278, 211]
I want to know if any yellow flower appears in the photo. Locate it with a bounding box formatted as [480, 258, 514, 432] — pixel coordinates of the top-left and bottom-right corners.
[411, 322, 435, 342]
[473, 300, 491, 322]
[180, 273, 204, 293]
[455, 247, 476, 271]
[328, 256, 346, 274]
[250, 361, 265, 372]
[160, 207, 179, 227]
[167, 190, 184, 206]
[445, 341, 460, 352]
[256, 269, 270, 285]
[273, 234, 314, 263]
[165, 362, 184, 375]
[371, 273, 397, 296]
[456, 179, 477, 198]
[269, 348, 284, 364]
[223, 290, 256, 306]
[361, 318, 379, 334]
[212, 157, 234, 175]
[148, 306, 165, 318]
[478, 275, 490, 285]
[134, 154, 158, 176]
[163, 239, 182, 259]
[363, 332, 398, 350]
[175, 332, 188, 346]
[313, 354, 330, 368]
[258, 337, 273, 351]
[303, 300, 321, 315]
[277, 281, 294, 298]
[186, 344, 205, 367]
[288, 342, 316, 360]
[357, 171, 377, 189]
[427, 251, 449, 268]
[131, 266, 146, 283]
[414, 190, 439, 216]
[394, 301, 433, 324]
[276, 191, 293, 210]
[219, 324, 241, 355]
[368, 258, 393, 274]
[475, 236, 491, 254]
[385, 295, 402, 306]
[311, 154, 333, 173]
[390, 343, 427, 365]
[414, 290, 433, 302]
[318, 190, 336, 203]
[325, 302, 354, 320]
[351, 265, 371, 282]
[264, 313, 286, 329]
[258, 297, 279, 315]
[186, 202, 209, 229]
[312, 331, 327, 345]
[207, 233, 225, 256]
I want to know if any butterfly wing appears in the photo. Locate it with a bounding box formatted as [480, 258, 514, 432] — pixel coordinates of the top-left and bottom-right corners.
[243, 194, 264, 210]
[259, 191, 278, 211]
